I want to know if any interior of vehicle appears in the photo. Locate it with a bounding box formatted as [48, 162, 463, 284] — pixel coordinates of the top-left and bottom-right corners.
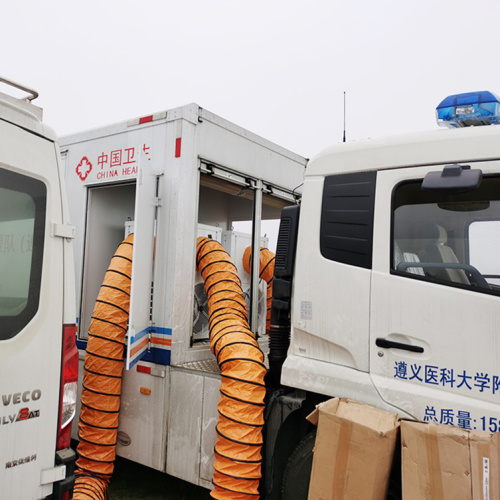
[392, 176, 500, 293]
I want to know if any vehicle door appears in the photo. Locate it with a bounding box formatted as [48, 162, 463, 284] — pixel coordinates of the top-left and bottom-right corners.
[0, 119, 65, 499]
[370, 162, 500, 432]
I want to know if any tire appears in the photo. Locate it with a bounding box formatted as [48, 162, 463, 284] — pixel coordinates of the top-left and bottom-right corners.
[281, 430, 316, 500]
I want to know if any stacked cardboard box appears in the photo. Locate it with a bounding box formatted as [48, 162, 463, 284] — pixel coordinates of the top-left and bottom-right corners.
[306, 398, 400, 500]
[401, 420, 500, 500]
[307, 398, 500, 500]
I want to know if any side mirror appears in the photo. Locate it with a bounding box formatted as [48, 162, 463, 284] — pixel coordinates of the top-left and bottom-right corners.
[422, 164, 482, 193]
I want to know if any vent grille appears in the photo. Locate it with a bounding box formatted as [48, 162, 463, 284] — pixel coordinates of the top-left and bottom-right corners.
[274, 205, 300, 279]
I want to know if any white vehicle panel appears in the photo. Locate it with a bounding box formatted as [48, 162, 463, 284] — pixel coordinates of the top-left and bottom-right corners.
[116, 363, 168, 471]
[290, 177, 371, 372]
[166, 369, 204, 484]
[0, 119, 64, 499]
[127, 150, 159, 369]
[370, 164, 500, 429]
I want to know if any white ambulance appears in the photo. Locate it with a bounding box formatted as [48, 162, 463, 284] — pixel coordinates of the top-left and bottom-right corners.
[0, 77, 78, 500]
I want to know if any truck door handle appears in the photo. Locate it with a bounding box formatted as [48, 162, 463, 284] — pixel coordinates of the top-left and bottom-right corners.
[375, 338, 424, 353]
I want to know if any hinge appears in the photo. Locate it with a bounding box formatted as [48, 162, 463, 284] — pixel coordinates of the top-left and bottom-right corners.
[154, 197, 162, 207]
[40, 464, 66, 485]
[147, 323, 155, 352]
[149, 366, 166, 377]
[52, 222, 75, 239]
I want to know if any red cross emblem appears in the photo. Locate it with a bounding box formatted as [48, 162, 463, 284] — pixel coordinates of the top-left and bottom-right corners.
[76, 157, 92, 181]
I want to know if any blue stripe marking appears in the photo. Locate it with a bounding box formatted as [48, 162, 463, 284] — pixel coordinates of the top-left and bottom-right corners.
[128, 346, 148, 369]
[141, 348, 171, 366]
[76, 339, 87, 350]
[150, 326, 172, 336]
[130, 327, 150, 344]
[75, 327, 172, 368]
[129, 326, 172, 367]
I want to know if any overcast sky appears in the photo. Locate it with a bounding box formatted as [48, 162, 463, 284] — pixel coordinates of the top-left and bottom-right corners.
[3, 0, 500, 158]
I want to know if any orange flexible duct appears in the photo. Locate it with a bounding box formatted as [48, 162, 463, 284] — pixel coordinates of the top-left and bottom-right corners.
[196, 237, 267, 499]
[73, 234, 134, 500]
[242, 246, 275, 333]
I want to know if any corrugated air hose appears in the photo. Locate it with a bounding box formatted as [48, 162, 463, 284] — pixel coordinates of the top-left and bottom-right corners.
[242, 246, 275, 333]
[73, 234, 134, 500]
[196, 237, 267, 499]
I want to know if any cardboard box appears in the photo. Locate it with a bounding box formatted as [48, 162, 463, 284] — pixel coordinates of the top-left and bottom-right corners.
[306, 398, 400, 500]
[401, 420, 500, 500]
[470, 429, 500, 500]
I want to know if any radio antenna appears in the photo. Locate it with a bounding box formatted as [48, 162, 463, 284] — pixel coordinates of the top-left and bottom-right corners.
[343, 91, 346, 143]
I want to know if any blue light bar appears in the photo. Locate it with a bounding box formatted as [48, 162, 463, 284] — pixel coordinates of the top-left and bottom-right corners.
[436, 91, 500, 128]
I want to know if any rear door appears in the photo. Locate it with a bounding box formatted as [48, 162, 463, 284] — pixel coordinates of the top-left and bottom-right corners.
[0, 118, 65, 499]
[370, 163, 500, 430]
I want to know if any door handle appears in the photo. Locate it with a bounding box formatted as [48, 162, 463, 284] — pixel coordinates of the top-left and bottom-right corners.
[375, 338, 424, 353]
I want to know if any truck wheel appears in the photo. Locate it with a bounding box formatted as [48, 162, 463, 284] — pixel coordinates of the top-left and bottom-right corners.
[281, 430, 316, 500]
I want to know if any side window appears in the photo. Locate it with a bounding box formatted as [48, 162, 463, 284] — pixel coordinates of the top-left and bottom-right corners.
[0, 167, 46, 339]
[469, 221, 500, 287]
[392, 176, 500, 294]
[320, 171, 376, 269]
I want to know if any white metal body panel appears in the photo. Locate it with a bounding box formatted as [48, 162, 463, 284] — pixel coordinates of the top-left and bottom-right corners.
[166, 369, 204, 484]
[155, 117, 201, 367]
[0, 107, 73, 499]
[281, 354, 410, 417]
[306, 125, 500, 178]
[197, 107, 305, 188]
[61, 103, 306, 487]
[127, 150, 159, 369]
[199, 376, 220, 485]
[285, 176, 371, 373]
[0, 90, 56, 141]
[115, 362, 169, 471]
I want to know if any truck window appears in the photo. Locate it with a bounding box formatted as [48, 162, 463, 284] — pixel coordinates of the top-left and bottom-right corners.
[392, 175, 500, 294]
[0, 167, 46, 339]
[469, 220, 500, 286]
[320, 171, 377, 269]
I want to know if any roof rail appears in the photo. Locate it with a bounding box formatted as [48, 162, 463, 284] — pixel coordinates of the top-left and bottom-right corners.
[0, 76, 39, 102]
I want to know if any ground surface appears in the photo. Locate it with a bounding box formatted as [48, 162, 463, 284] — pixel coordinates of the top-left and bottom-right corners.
[107, 456, 209, 499]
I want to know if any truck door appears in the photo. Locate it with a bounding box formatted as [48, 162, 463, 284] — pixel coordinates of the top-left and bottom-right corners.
[370, 163, 500, 431]
[0, 120, 66, 499]
[126, 149, 160, 369]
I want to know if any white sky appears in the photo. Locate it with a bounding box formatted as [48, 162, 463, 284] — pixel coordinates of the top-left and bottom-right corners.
[3, 0, 500, 158]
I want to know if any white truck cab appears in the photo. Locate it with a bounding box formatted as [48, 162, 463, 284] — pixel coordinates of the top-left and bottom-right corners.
[265, 91, 500, 498]
[0, 78, 78, 500]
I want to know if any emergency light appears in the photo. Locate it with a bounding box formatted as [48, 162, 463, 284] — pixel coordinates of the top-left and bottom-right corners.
[436, 91, 500, 128]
